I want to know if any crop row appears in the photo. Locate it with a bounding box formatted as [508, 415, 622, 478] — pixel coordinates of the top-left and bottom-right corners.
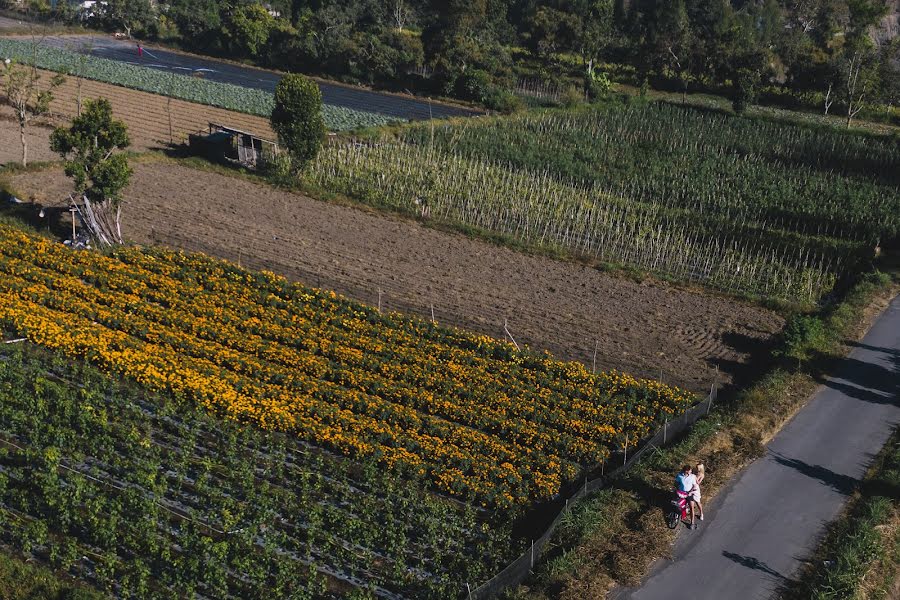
[0, 224, 695, 507]
[0, 343, 517, 598]
[0, 38, 399, 131]
[401, 104, 900, 243]
[308, 141, 842, 301]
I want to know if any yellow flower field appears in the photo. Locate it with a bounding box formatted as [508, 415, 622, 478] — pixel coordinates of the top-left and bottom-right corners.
[0, 224, 695, 506]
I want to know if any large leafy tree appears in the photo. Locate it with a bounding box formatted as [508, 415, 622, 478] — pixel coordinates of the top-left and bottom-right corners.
[270, 73, 325, 174]
[96, 0, 155, 39]
[50, 99, 132, 247]
[222, 3, 276, 58]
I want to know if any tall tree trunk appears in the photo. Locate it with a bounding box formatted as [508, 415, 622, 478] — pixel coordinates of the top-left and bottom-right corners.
[19, 121, 27, 168]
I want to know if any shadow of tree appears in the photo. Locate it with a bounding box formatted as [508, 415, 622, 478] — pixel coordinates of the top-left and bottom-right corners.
[768, 450, 859, 495]
[722, 550, 791, 584]
[819, 377, 896, 405]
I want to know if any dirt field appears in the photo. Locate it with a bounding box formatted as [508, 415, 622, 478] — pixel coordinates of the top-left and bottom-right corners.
[0, 117, 56, 165]
[26, 68, 275, 150]
[8, 159, 784, 394]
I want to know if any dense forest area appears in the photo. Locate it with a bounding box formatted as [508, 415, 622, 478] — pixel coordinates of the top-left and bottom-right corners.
[5, 0, 900, 118]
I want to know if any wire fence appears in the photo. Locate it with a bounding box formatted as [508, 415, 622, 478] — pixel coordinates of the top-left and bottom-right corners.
[464, 378, 719, 599]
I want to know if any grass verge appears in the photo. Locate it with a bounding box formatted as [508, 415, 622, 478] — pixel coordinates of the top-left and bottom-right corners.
[503, 261, 899, 599]
[776, 426, 900, 600]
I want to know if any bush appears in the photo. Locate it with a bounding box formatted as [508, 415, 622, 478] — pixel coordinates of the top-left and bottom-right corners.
[776, 315, 828, 368]
[454, 69, 493, 103]
[483, 88, 523, 114]
[561, 84, 583, 108]
[270, 73, 325, 173]
[586, 71, 613, 102]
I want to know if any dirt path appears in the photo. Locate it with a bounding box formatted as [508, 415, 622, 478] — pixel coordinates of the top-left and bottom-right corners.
[8, 160, 784, 393]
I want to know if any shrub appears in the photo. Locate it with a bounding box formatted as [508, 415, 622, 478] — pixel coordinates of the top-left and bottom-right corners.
[561, 84, 583, 108]
[454, 69, 493, 103]
[776, 315, 828, 368]
[270, 73, 325, 173]
[484, 88, 523, 114]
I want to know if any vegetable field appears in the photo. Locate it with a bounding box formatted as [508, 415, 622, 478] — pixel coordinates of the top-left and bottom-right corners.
[0, 38, 397, 131]
[0, 343, 517, 599]
[310, 103, 900, 301]
[0, 222, 697, 596]
[0, 224, 693, 506]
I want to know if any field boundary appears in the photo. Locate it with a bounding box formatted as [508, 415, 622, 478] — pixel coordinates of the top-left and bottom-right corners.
[467, 377, 719, 599]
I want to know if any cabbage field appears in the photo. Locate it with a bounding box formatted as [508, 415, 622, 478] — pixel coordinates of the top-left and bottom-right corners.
[0, 38, 399, 131]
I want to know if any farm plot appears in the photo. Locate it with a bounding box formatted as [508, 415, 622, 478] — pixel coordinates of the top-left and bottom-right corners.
[0, 38, 398, 131]
[0, 223, 695, 506]
[0, 115, 56, 164]
[0, 343, 520, 599]
[313, 103, 900, 302]
[10, 161, 784, 394]
[17, 68, 277, 151]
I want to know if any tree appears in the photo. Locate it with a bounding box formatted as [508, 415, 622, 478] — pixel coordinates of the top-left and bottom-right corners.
[50, 99, 132, 247]
[223, 3, 276, 58]
[649, 0, 693, 102]
[96, 0, 155, 39]
[1, 56, 64, 167]
[270, 73, 325, 174]
[840, 43, 880, 126]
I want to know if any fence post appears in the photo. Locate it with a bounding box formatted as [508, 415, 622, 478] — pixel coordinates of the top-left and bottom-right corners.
[623, 437, 628, 466]
[663, 418, 668, 445]
[531, 540, 535, 570]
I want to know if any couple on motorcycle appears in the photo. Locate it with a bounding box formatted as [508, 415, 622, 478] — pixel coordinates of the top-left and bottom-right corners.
[674, 463, 705, 529]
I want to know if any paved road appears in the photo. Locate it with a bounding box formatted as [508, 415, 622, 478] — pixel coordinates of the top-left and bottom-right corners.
[614, 294, 900, 600]
[41, 35, 478, 121]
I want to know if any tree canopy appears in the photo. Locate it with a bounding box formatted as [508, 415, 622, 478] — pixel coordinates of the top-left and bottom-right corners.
[50, 98, 132, 246]
[270, 73, 325, 173]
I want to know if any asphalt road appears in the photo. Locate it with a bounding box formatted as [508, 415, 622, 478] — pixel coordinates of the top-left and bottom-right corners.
[41, 35, 479, 121]
[614, 294, 900, 600]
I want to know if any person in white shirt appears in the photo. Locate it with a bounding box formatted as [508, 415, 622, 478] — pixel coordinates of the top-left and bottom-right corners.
[692, 463, 705, 521]
[674, 465, 699, 529]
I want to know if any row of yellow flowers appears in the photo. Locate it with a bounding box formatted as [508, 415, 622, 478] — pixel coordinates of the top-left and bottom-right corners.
[0, 225, 695, 507]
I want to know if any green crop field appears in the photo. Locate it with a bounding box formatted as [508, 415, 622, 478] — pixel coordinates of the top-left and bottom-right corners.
[311, 102, 900, 302]
[0, 38, 398, 131]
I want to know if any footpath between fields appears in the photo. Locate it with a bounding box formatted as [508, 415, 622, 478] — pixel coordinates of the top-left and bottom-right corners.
[507, 262, 899, 600]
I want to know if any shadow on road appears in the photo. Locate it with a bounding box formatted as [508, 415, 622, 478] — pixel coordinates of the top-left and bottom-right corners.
[722, 550, 791, 584]
[769, 451, 859, 495]
[806, 343, 900, 407]
[819, 377, 897, 405]
[845, 341, 900, 359]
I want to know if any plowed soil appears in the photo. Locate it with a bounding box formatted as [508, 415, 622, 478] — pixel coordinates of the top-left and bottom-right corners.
[10, 159, 784, 393]
[0, 117, 56, 165]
